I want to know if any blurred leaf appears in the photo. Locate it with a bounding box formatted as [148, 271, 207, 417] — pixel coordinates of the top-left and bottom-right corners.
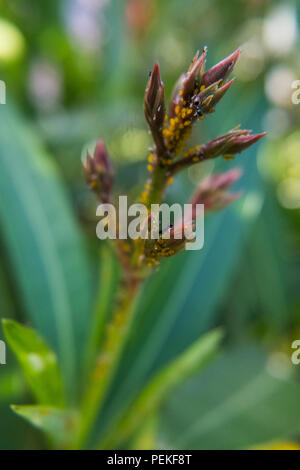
[84, 244, 121, 373]
[3, 319, 64, 407]
[159, 347, 300, 449]
[130, 413, 159, 450]
[0, 104, 94, 395]
[100, 329, 223, 448]
[253, 440, 300, 450]
[0, 369, 25, 403]
[246, 190, 289, 331]
[11, 404, 76, 447]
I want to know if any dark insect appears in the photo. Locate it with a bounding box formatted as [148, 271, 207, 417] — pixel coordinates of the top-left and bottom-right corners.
[159, 224, 174, 236]
[193, 98, 203, 118]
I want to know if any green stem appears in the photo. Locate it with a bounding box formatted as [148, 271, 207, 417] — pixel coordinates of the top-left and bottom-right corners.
[74, 275, 141, 449]
[147, 164, 168, 208]
[75, 155, 170, 449]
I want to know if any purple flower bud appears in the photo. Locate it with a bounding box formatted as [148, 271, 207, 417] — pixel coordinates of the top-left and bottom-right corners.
[190, 168, 242, 213]
[169, 48, 206, 119]
[201, 130, 265, 159]
[146, 220, 196, 259]
[83, 140, 114, 203]
[182, 48, 207, 97]
[144, 63, 165, 130]
[202, 48, 240, 87]
[209, 78, 235, 108]
[224, 133, 266, 154]
[170, 128, 265, 174]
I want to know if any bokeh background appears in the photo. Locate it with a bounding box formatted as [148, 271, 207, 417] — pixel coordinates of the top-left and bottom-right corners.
[0, 0, 300, 450]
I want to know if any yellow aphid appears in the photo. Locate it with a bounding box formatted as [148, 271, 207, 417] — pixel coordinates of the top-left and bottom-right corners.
[147, 164, 153, 172]
[200, 85, 205, 91]
[179, 90, 183, 96]
[223, 154, 235, 161]
[200, 115, 205, 120]
[148, 154, 154, 163]
[167, 177, 174, 185]
[183, 144, 202, 159]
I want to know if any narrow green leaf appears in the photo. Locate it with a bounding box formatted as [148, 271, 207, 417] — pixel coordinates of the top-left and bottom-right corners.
[11, 405, 76, 447]
[159, 347, 300, 449]
[2, 319, 64, 407]
[0, 104, 94, 395]
[84, 244, 121, 372]
[100, 329, 223, 448]
[0, 370, 25, 403]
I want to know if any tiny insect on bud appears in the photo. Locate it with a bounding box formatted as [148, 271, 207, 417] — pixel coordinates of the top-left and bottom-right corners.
[146, 220, 196, 259]
[83, 140, 114, 203]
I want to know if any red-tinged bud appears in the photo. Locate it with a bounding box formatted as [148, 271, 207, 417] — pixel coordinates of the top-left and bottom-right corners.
[224, 132, 266, 155]
[182, 48, 207, 97]
[190, 168, 242, 214]
[200, 129, 262, 159]
[171, 128, 265, 174]
[189, 77, 234, 116]
[83, 140, 114, 203]
[169, 48, 207, 118]
[144, 63, 165, 130]
[146, 220, 196, 259]
[209, 78, 235, 108]
[202, 48, 240, 87]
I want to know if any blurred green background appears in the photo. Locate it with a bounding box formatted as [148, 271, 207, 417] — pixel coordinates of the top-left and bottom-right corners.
[0, 0, 300, 450]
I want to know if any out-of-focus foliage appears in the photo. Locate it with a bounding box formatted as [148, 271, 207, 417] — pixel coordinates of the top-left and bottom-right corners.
[0, 0, 300, 450]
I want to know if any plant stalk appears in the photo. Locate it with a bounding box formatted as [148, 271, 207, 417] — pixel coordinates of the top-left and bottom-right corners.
[74, 275, 141, 449]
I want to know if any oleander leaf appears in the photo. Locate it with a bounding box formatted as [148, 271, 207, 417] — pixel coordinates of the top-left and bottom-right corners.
[3, 319, 64, 407]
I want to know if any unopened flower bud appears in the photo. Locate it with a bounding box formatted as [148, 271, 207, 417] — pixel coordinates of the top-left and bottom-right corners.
[190, 168, 242, 214]
[146, 220, 196, 259]
[83, 140, 114, 203]
[202, 48, 240, 87]
[200, 130, 265, 159]
[171, 128, 265, 173]
[223, 132, 267, 155]
[169, 48, 206, 118]
[182, 48, 207, 97]
[144, 63, 165, 131]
